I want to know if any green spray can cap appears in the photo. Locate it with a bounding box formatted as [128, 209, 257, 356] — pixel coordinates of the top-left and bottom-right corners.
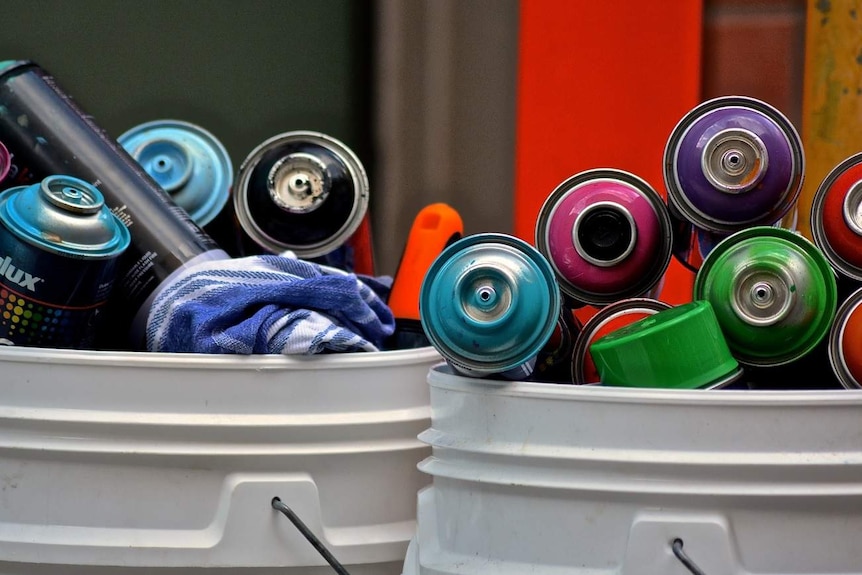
[589, 300, 739, 389]
[693, 226, 837, 366]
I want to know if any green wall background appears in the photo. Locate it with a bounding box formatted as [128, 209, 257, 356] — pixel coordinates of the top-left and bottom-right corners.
[0, 0, 372, 182]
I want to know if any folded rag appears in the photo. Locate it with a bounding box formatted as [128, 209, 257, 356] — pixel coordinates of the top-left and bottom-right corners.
[146, 254, 395, 354]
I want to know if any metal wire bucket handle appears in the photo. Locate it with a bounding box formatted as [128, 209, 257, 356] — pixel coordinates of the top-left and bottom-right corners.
[672, 538, 707, 575]
[274, 496, 708, 575]
[272, 496, 352, 575]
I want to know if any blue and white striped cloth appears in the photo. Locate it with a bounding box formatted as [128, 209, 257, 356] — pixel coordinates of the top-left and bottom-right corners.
[145, 254, 395, 354]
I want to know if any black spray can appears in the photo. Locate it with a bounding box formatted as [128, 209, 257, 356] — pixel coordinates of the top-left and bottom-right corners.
[0, 61, 229, 348]
[233, 131, 375, 275]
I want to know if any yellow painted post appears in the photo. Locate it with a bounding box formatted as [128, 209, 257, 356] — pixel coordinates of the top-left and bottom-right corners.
[798, 0, 862, 238]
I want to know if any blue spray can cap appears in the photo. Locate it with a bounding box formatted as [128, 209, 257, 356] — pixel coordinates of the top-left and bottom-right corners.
[118, 119, 232, 227]
[420, 233, 561, 379]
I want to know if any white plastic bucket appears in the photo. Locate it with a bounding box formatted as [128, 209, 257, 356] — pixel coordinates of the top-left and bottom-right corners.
[404, 364, 862, 575]
[0, 345, 440, 574]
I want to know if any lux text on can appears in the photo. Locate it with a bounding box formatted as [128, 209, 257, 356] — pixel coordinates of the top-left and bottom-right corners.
[0, 175, 130, 349]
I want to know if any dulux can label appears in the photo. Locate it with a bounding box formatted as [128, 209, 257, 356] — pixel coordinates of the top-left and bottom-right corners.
[419, 233, 561, 380]
[0, 175, 130, 349]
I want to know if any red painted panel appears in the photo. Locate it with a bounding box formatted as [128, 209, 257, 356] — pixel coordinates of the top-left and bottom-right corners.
[514, 0, 703, 306]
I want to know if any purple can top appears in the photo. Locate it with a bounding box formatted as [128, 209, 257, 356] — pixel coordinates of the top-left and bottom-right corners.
[669, 104, 800, 228]
[544, 178, 662, 296]
[0, 140, 9, 183]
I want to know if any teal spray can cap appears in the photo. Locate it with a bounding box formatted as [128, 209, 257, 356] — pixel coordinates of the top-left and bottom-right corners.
[420, 233, 561, 379]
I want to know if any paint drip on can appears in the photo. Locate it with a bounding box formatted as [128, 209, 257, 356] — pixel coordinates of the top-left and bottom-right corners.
[694, 226, 837, 367]
[0, 175, 130, 349]
[571, 297, 671, 384]
[589, 300, 742, 389]
[233, 131, 375, 275]
[534, 168, 672, 307]
[664, 96, 804, 269]
[419, 233, 561, 380]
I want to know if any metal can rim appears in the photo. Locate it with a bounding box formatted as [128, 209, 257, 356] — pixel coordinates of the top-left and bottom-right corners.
[694, 226, 838, 367]
[419, 233, 561, 375]
[0, 177, 131, 260]
[809, 151, 862, 282]
[828, 286, 862, 389]
[662, 95, 805, 233]
[534, 168, 673, 306]
[233, 130, 369, 258]
[570, 297, 672, 384]
[118, 119, 233, 227]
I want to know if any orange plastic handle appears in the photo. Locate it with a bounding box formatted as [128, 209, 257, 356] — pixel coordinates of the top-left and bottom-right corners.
[388, 203, 464, 321]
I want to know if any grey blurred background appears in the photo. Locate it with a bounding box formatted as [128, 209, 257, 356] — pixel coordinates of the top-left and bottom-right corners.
[0, 0, 519, 276]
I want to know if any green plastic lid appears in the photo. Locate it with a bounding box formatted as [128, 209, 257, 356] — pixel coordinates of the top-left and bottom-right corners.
[693, 226, 837, 366]
[589, 300, 739, 388]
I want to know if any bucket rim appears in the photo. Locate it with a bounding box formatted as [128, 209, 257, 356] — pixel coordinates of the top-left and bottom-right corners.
[0, 345, 441, 370]
[428, 363, 862, 406]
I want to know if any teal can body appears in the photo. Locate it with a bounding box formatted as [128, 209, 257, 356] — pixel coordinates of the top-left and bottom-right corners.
[0, 175, 130, 348]
[419, 233, 561, 379]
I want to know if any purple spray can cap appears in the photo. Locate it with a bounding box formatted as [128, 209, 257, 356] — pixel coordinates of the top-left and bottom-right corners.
[663, 95, 804, 234]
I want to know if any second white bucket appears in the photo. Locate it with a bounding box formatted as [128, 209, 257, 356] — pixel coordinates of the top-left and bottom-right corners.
[404, 364, 862, 575]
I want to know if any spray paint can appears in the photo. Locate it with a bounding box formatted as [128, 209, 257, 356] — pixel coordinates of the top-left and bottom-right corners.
[810, 152, 862, 287]
[233, 131, 375, 275]
[118, 119, 232, 224]
[534, 168, 672, 307]
[571, 297, 671, 384]
[118, 119, 243, 257]
[664, 96, 804, 269]
[828, 287, 862, 389]
[0, 60, 229, 348]
[694, 226, 837, 367]
[0, 175, 130, 349]
[589, 300, 742, 389]
[419, 233, 561, 380]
